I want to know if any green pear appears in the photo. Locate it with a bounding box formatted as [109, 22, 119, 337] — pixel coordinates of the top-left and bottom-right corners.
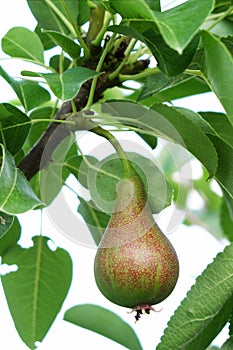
[94, 171, 179, 317]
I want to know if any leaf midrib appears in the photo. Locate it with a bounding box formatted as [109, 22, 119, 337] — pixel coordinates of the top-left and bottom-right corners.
[32, 236, 43, 346]
[5, 37, 41, 62]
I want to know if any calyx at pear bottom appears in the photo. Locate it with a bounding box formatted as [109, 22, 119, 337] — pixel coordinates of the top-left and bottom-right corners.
[94, 171, 179, 320]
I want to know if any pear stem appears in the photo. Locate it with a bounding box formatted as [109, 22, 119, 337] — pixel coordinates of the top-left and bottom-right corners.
[90, 125, 134, 177]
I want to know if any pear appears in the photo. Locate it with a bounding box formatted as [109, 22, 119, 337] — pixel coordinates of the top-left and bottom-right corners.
[94, 171, 179, 316]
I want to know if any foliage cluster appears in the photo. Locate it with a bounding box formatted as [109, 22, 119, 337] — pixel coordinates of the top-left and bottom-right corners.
[0, 0, 233, 349]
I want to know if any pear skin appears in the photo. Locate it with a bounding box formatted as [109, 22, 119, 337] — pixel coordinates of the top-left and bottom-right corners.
[94, 172, 179, 312]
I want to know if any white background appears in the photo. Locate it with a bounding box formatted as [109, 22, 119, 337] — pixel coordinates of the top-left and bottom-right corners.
[0, 1, 229, 349]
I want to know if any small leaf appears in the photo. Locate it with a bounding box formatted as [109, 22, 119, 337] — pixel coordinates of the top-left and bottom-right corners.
[0, 144, 41, 215]
[0, 103, 31, 155]
[77, 196, 110, 245]
[64, 304, 143, 350]
[1, 235, 73, 350]
[38, 67, 101, 101]
[42, 30, 80, 58]
[0, 66, 50, 112]
[201, 31, 233, 124]
[157, 243, 233, 350]
[49, 55, 72, 72]
[2, 27, 44, 63]
[0, 217, 21, 256]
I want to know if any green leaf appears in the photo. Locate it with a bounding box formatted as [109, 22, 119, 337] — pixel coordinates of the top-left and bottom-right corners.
[141, 30, 200, 76]
[23, 106, 56, 154]
[222, 189, 233, 221]
[151, 105, 215, 178]
[0, 144, 41, 215]
[157, 243, 233, 350]
[38, 134, 76, 205]
[0, 66, 50, 112]
[174, 107, 214, 134]
[208, 135, 233, 198]
[110, 0, 213, 53]
[0, 212, 14, 238]
[77, 197, 110, 245]
[138, 132, 157, 149]
[208, 20, 233, 37]
[138, 72, 210, 101]
[221, 199, 233, 242]
[37, 67, 101, 101]
[144, 0, 160, 12]
[27, 0, 86, 31]
[101, 101, 218, 177]
[0, 217, 21, 256]
[222, 337, 233, 350]
[230, 312, 233, 336]
[141, 76, 210, 102]
[42, 30, 81, 58]
[35, 25, 55, 50]
[65, 155, 98, 188]
[64, 304, 143, 350]
[77, 0, 90, 25]
[1, 235, 72, 350]
[1, 27, 44, 63]
[200, 112, 233, 148]
[27, 0, 89, 52]
[49, 55, 72, 72]
[221, 36, 233, 57]
[154, 0, 214, 54]
[0, 103, 31, 155]
[88, 152, 172, 214]
[109, 0, 156, 20]
[201, 31, 233, 124]
[139, 73, 190, 100]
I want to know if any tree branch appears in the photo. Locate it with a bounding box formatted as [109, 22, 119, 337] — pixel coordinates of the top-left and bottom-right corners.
[18, 73, 119, 180]
[18, 44, 149, 181]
